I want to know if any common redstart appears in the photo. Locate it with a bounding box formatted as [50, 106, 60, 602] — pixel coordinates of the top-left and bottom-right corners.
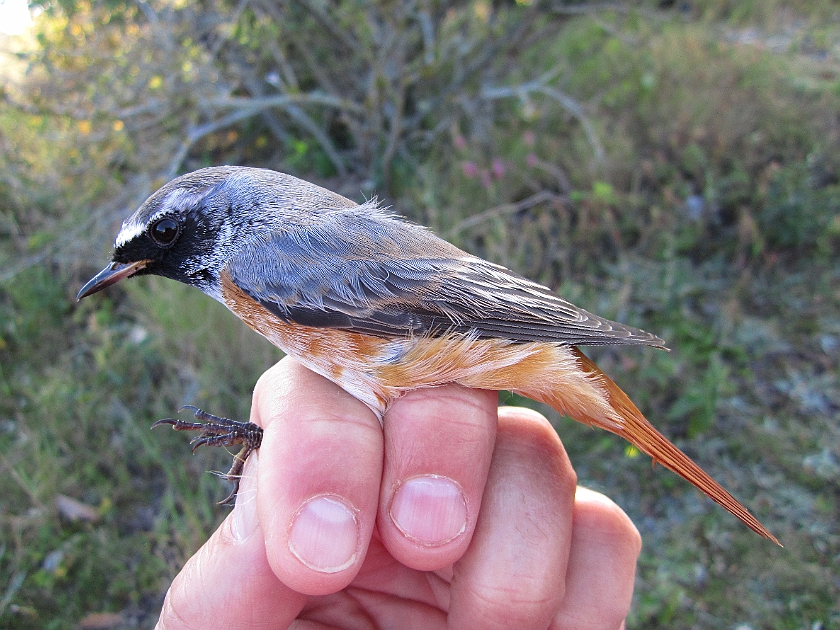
[77, 166, 779, 544]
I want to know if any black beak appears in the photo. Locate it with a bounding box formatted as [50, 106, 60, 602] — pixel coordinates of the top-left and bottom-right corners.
[77, 260, 150, 301]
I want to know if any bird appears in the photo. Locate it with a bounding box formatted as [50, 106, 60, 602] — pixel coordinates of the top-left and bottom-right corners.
[77, 165, 779, 545]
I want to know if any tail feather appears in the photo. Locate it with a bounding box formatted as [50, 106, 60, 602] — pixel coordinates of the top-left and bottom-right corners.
[561, 348, 780, 545]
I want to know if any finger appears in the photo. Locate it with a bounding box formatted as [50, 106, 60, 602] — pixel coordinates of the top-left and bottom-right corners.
[252, 357, 384, 596]
[448, 406, 577, 630]
[156, 453, 307, 629]
[551, 487, 641, 630]
[376, 385, 498, 571]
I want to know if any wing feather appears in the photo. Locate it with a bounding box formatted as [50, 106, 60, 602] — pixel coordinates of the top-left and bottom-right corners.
[225, 205, 666, 348]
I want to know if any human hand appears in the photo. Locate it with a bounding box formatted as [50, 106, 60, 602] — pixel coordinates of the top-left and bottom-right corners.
[156, 356, 641, 629]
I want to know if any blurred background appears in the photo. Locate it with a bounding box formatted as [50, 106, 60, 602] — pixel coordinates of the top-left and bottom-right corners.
[0, 0, 838, 627]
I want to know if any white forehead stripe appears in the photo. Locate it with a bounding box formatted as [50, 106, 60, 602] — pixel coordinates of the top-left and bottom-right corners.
[114, 186, 212, 248]
[115, 217, 146, 248]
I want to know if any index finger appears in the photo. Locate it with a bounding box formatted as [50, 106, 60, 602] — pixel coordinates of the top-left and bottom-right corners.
[251, 357, 385, 596]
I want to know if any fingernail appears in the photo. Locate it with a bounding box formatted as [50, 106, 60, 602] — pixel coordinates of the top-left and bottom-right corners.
[231, 451, 259, 543]
[390, 475, 467, 546]
[289, 496, 358, 573]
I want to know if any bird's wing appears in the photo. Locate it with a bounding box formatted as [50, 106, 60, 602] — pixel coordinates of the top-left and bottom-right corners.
[225, 207, 665, 348]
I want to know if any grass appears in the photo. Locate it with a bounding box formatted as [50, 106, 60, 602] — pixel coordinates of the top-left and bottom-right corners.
[1, 3, 839, 628]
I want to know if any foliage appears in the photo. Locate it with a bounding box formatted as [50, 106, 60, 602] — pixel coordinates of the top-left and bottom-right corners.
[1, 1, 839, 628]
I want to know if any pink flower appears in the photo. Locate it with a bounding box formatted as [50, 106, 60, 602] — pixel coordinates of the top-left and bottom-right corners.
[461, 161, 479, 178]
[492, 158, 506, 179]
[523, 130, 535, 146]
[526, 153, 539, 167]
[453, 135, 468, 150]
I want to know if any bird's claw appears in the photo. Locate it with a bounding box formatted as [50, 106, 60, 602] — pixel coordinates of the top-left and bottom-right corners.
[152, 406, 263, 505]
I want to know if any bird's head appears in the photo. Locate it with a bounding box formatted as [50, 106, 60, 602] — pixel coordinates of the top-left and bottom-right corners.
[76, 166, 355, 302]
[77, 166, 244, 301]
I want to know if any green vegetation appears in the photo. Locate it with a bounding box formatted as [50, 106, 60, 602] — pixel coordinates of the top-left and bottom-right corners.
[1, 1, 838, 628]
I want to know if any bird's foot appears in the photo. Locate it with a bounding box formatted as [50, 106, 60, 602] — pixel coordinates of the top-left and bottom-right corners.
[152, 405, 263, 505]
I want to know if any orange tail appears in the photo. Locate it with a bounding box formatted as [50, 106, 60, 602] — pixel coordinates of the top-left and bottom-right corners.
[550, 348, 780, 545]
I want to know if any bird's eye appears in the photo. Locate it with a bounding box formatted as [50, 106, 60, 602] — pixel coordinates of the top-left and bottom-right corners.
[149, 217, 180, 247]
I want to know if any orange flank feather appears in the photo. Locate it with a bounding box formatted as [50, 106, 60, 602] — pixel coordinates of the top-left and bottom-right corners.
[554, 348, 781, 545]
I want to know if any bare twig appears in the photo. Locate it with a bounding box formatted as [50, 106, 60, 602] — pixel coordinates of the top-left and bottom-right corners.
[283, 103, 348, 176]
[0, 571, 26, 618]
[240, 74, 293, 147]
[445, 190, 565, 238]
[165, 109, 260, 178]
[379, 25, 408, 187]
[209, 0, 252, 58]
[291, 0, 360, 53]
[536, 85, 605, 162]
[267, 40, 301, 92]
[417, 10, 436, 66]
[208, 94, 365, 114]
[133, 0, 159, 24]
[551, 2, 663, 19]
[480, 77, 605, 163]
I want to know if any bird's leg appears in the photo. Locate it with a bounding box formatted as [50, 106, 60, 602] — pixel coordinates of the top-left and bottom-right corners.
[152, 405, 263, 505]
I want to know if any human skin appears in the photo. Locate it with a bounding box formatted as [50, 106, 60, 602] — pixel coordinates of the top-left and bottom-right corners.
[155, 357, 642, 630]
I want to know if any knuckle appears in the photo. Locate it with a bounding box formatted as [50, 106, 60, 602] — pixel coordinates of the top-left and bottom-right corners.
[466, 579, 561, 628]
